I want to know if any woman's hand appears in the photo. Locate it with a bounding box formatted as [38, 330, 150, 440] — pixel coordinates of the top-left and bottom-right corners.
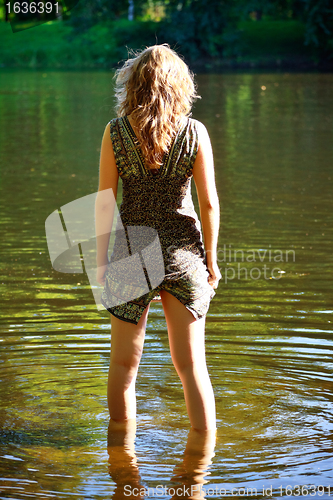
[207, 261, 222, 289]
[96, 263, 109, 286]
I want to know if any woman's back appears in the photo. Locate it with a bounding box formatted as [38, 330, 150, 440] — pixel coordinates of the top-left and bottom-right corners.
[110, 115, 200, 229]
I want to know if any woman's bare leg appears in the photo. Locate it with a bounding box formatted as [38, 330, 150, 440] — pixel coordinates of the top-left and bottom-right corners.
[108, 307, 149, 421]
[160, 291, 216, 431]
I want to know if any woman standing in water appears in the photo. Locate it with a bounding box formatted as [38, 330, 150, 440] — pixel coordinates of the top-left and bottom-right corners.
[95, 44, 220, 432]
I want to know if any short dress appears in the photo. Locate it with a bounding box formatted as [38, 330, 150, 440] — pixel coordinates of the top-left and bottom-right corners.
[100, 115, 216, 324]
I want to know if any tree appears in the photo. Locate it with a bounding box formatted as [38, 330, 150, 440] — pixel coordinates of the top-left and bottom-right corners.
[300, 0, 333, 57]
[160, 0, 233, 59]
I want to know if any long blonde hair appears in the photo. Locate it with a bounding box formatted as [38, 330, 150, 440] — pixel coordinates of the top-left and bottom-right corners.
[114, 44, 200, 169]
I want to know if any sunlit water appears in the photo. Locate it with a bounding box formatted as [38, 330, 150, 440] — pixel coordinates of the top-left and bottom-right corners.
[0, 70, 332, 499]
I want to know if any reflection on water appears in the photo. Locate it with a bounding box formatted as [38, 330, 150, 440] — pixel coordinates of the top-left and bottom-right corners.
[0, 70, 332, 499]
[107, 422, 215, 499]
[107, 419, 143, 499]
[169, 429, 215, 499]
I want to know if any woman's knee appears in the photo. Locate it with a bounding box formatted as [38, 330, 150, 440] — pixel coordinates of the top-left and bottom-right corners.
[110, 344, 143, 371]
[172, 350, 206, 376]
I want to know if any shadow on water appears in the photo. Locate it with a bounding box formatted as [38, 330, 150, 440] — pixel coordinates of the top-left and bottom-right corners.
[0, 70, 332, 498]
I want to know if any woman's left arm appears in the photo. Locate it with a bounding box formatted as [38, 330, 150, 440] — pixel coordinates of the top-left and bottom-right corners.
[192, 120, 221, 289]
[95, 123, 119, 285]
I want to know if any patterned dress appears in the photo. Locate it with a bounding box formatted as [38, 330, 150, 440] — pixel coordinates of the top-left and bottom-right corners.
[100, 115, 215, 324]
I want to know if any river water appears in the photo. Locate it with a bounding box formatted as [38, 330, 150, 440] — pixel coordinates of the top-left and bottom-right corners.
[0, 70, 332, 499]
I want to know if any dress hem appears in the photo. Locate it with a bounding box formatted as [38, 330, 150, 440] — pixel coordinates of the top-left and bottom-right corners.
[101, 297, 142, 325]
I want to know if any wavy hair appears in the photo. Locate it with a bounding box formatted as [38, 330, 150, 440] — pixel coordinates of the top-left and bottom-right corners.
[114, 44, 200, 169]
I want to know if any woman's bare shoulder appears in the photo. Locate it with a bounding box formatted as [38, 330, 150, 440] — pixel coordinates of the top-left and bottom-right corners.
[189, 117, 208, 134]
[104, 117, 122, 137]
[108, 117, 120, 126]
[189, 118, 210, 145]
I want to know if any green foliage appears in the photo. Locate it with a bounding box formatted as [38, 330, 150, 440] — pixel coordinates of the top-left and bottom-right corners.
[66, 0, 148, 33]
[299, 0, 333, 58]
[0, 18, 164, 68]
[67, 0, 234, 60]
[160, 0, 232, 58]
[0, 20, 74, 67]
[109, 18, 161, 63]
[236, 20, 308, 57]
[230, 0, 296, 21]
[0, 0, 332, 67]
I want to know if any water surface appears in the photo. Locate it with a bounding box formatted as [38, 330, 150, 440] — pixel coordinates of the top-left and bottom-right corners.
[0, 70, 332, 499]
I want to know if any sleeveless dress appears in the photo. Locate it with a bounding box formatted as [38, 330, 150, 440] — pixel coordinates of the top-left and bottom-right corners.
[100, 115, 215, 324]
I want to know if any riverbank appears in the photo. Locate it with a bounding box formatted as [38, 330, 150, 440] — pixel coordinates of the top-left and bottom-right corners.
[0, 18, 331, 71]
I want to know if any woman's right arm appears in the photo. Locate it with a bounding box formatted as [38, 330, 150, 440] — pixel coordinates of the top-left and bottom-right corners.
[192, 121, 221, 289]
[95, 123, 119, 285]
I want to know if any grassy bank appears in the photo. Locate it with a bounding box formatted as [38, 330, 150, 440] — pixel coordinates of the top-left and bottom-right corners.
[0, 18, 325, 70]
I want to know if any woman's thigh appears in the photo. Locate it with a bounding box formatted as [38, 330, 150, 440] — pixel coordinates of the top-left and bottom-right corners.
[159, 290, 206, 371]
[109, 306, 150, 368]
